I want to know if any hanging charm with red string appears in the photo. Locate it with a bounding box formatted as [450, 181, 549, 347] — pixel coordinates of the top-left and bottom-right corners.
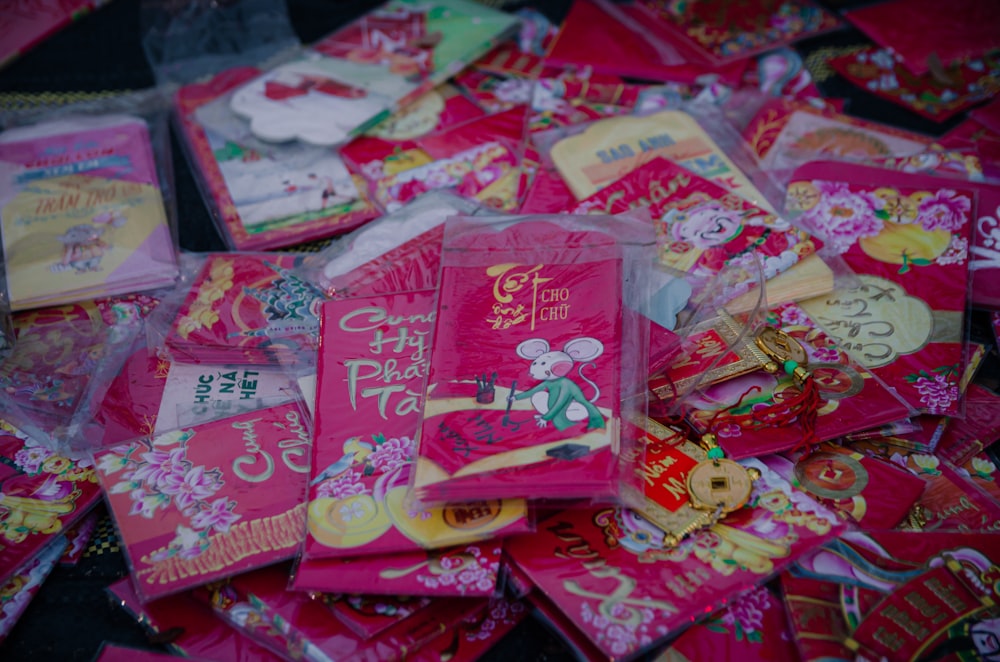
[752, 325, 823, 454]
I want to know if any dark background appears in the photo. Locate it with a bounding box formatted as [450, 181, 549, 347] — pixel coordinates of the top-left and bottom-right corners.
[0, 0, 996, 660]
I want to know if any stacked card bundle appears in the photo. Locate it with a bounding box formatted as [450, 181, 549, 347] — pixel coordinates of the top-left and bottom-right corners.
[0, 115, 179, 311]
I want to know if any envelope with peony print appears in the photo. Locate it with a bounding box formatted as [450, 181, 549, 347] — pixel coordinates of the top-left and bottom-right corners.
[570, 157, 822, 280]
[291, 542, 502, 597]
[409, 597, 529, 662]
[504, 459, 843, 661]
[678, 302, 912, 459]
[94, 402, 311, 602]
[787, 162, 975, 417]
[164, 253, 326, 366]
[0, 418, 102, 588]
[304, 289, 529, 561]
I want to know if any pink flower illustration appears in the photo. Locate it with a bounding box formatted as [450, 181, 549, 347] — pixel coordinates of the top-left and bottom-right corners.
[803, 182, 884, 253]
[779, 305, 811, 328]
[163, 465, 222, 513]
[318, 470, 367, 500]
[368, 436, 414, 473]
[810, 346, 841, 363]
[918, 189, 970, 232]
[913, 373, 959, 411]
[722, 586, 771, 634]
[131, 447, 189, 490]
[191, 497, 241, 533]
[14, 445, 52, 474]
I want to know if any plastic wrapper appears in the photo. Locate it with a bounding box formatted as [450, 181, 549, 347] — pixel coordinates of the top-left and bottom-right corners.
[108, 577, 282, 661]
[140, 0, 298, 86]
[410, 597, 529, 662]
[0, 91, 181, 312]
[658, 584, 798, 661]
[0, 315, 141, 453]
[786, 161, 975, 417]
[296, 191, 481, 300]
[342, 106, 528, 214]
[789, 531, 1000, 661]
[849, 438, 1000, 532]
[505, 458, 844, 661]
[616, 0, 840, 67]
[321, 594, 432, 638]
[223, 0, 518, 148]
[542, 0, 748, 86]
[740, 98, 933, 189]
[766, 444, 926, 529]
[206, 564, 472, 661]
[150, 252, 326, 366]
[677, 302, 914, 459]
[58, 510, 98, 566]
[94, 400, 312, 602]
[410, 211, 655, 505]
[0, 414, 101, 587]
[829, 47, 1000, 123]
[174, 66, 381, 250]
[0, 535, 66, 644]
[304, 288, 530, 563]
[843, 0, 1000, 77]
[290, 542, 502, 597]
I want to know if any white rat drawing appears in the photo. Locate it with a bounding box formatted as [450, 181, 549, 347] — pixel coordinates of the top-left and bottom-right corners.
[512, 337, 605, 431]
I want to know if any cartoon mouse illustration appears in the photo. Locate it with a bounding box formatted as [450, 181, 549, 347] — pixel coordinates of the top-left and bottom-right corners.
[513, 337, 605, 431]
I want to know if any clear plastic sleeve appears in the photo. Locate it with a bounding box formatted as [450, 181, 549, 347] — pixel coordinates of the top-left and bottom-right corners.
[409, 210, 656, 507]
[0, 89, 182, 312]
[295, 190, 482, 299]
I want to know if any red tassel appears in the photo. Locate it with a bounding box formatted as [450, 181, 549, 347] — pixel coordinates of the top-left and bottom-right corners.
[709, 377, 822, 455]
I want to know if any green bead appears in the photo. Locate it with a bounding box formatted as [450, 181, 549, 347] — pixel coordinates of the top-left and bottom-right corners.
[784, 359, 798, 375]
[707, 447, 725, 460]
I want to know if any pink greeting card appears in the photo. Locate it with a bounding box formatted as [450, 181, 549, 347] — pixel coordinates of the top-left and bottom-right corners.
[154, 364, 295, 434]
[175, 67, 380, 251]
[412, 216, 645, 504]
[743, 99, 931, 178]
[957, 452, 1000, 503]
[0, 418, 101, 588]
[322, 594, 431, 638]
[845, 0, 1000, 76]
[663, 585, 798, 662]
[0, 536, 65, 644]
[210, 564, 473, 661]
[95, 402, 311, 601]
[343, 107, 526, 213]
[571, 157, 821, 280]
[305, 290, 529, 561]
[935, 384, 1000, 467]
[410, 597, 529, 662]
[291, 542, 502, 597]
[0, 115, 179, 310]
[505, 458, 843, 660]
[679, 302, 912, 459]
[849, 439, 1000, 532]
[829, 47, 1000, 122]
[164, 253, 326, 366]
[787, 162, 975, 416]
[108, 578, 281, 662]
[768, 443, 926, 529]
[628, 0, 840, 65]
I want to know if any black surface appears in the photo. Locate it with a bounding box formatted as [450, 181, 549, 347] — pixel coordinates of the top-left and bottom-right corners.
[0, 0, 997, 660]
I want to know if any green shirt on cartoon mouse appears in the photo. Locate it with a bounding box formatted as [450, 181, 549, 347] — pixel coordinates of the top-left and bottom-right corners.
[513, 337, 605, 432]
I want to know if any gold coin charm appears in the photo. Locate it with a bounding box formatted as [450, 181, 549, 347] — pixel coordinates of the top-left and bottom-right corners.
[686, 458, 756, 513]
